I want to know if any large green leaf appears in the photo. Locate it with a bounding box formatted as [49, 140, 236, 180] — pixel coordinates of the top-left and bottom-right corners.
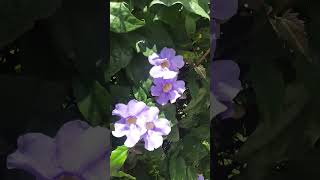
[110, 2, 145, 33]
[150, 0, 209, 19]
[106, 35, 134, 80]
[110, 146, 129, 176]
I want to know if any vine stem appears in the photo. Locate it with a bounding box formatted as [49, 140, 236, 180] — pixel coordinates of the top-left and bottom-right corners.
[195, 48, 210, 66]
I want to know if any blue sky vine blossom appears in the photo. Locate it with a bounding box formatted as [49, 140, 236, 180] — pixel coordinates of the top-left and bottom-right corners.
[112, 100, 148, 147]
[211, 0, 238, 22]
[210, 0, 238, 57]
[140, 106, 171, 151]
[211, 60, 241, 119]
[7, 120, 110, 180]
[151, 77, 186, 105]
[112, 100, 171, 151]
[148, 47, 185, 79]
[198, 174, 205, 180]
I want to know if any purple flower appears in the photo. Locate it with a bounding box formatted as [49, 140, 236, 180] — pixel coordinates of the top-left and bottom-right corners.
[211, 0, 238, 21]
[151, 77, 186, 105]
[211, 60, 241, 119]
[112, 100, 148, 147]
[140, 107, 171, 151]
[7, 120, 110, 180]
[148, 47, 185, 79]
[198, 174, 205, 180]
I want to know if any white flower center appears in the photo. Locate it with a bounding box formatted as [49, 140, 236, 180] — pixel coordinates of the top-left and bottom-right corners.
[146, 122, 155, 130]
[126, 117, 137, 124]
[163, 83, 172, 92]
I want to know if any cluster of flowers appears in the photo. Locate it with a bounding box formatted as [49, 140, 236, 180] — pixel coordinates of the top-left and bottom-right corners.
[112, 47, 186, 151]
[210, 0, 242, 119]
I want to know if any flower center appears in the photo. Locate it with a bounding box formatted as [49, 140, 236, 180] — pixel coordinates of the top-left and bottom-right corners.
[160, 60, 169, 68]
[58, 175, 80, 180]
[126, 117, 137, 124]
[163, 83, 172, 92]
[146, 122, 155, 130]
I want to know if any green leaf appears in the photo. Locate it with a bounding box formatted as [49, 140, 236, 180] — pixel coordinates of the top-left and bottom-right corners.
[167, 125, 180, 142]
[0, 0, 61, 47]
[184, 88, 208, 113]
[73, 81, 110, 126]
[110, 146, 129, 176]
[113, 171, 136, 180]
[150, 0, 210, 19]
[133, 87, 148, 102]
[110, 2, 145, 33]
[126, 54, 152, 86]
[106, 35, 134, 80]
[169, 155, 187, 180]
[181, 134, 208, 164]
[160, 104, 177, 125]
[185, 14, 197, 37]
[186, 166, 198, 180]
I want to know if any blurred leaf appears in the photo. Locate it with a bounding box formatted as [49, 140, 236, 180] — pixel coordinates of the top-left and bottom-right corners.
[73, 80, 110, 126]
[0, 0, 61, 47]
[249, 62, 285, 123]
[110, 2, 145, 33]
[238, 83, 308, 160]
[111, 146, 129, 176]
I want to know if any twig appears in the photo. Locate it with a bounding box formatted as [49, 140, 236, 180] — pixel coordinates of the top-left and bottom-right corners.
[195, 48, 210, 66]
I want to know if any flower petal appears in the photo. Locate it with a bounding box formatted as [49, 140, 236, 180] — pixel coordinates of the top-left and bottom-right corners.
[173, 80, 186, 94]
[150, 66, 165, 78]
[81, 157, 109, 180]
[156, 94, 169, 105]
[124, 125, 142, 147]
[151, 85, 162, 96]
[139, 107, 159, 123]
[148, 53, 160, 65]
[170, 55, 184, 70]
[7, 133, 60, 179]
[55, 120, 110, 174]
[210, 93, 227, 119]
[143, 131, 163, 151]
[160, 47, 176, 59]
[154, 118, 171, 135]
[162, 69, 178, 79]
[212, 0, 238, 21]
[127, 100, 147, 116]
[112, 103, 128, 118]
[112, 119, 129, 138]
[169, 90, 181, 103]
